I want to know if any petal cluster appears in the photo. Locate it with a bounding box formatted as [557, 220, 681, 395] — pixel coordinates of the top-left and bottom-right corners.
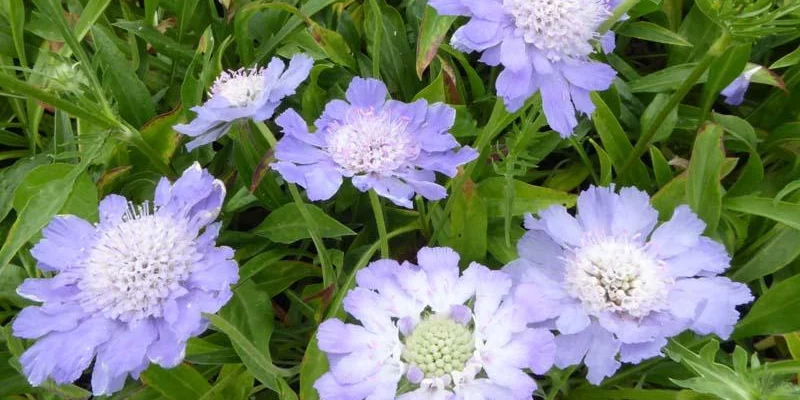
[314, 247, 555, 399]
[175, 54, 313, 151]
[507, 186, 753, 384]
[721, 65, 762, 106]
[13, 163, 239, 395]
[272, 77, 478, 208]
[428, 0, 618, 136]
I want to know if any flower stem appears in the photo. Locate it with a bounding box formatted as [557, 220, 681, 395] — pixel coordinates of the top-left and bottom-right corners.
[597, 0, 640, 35]
[254, 121, 335, 287]
[368, 190, 390, 258]
[569, 136, 601, 185]
[620, 32, 732, 177]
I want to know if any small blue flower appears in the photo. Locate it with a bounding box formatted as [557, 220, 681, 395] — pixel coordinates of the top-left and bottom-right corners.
[271, 77, 478, 208]
[315, 247, 556, 399]
[428, 0, 619, 137]
[721, 66, 762, 106]
[174, 54, 313, 151]
[507, 186, 753, 384]
[12, 163, 238, 395]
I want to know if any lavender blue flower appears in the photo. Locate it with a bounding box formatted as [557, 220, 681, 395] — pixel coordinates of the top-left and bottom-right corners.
[12, 163, 238, 395]
[174, 54, 313, 151]
[721, 66, 762, 106]
[271, 77, 478, 208]
[315, 247, 556, 399]
[506, 186, 753, 384]
[428, 0, 619, 137]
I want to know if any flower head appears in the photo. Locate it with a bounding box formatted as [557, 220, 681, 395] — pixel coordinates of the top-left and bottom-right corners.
[721, 65, 762, 106]
[507, 186, 752, 384]
[12, 163, 238, 395]
[271, 78, 478, 208]
[428, 0, 619, 137]
[174, 54, 313, 151]
[315, 247, 555, 399]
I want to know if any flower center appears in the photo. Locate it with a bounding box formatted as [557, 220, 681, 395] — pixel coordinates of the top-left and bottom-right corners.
[327, 110, 421, 174]
[210, 67, 266, 107]
[402, 317, 474, 379]
[504, 0, 609, 61]
[564, 237, 671, 318]
[80, 204, 199, 322]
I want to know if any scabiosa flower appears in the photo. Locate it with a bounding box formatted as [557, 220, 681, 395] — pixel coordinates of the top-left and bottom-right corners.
[12, 163, 238, 395]
[428, 0, 619, 137]
[271, 77, 478, 208]
[314, 247, 556, 399]
[506, 186, 753, 384]
[721, 65, 762, 106]
[174, 54, 313, 151]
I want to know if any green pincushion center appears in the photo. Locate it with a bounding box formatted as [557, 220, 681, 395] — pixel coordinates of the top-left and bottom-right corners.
[402, 317, 474, 378]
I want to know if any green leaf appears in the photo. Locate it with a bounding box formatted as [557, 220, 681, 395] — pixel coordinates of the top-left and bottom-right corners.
[131, 108, 184, 169]
[616, 21, 693, 47]
[364, 0, 418, 99]
[650, 146, 674, 188]
[413, 71, 446, 103]
[298, 337, 327, 400]
[476, 177, 575, 217]
[770, 45, 800, 69]
[253, 203, 355, 244]
[686, 123, 724, 234]
[0, 155, 50, 222]
[0, 73, 118, 129]
[7, 0, 27, 67]
[415, 6, 456, 78]
[141, 364, 214, 400]
[13, 164, 99, 222]
[731, 226, 800, 283]
[442, 179, 488, 263]
[92, 25, 155, 127]
[629, 63, 706, 93]
[665, 340, 758, 400]
[723, 196, 800, 231]
[0, 171, 82, 272]
[220, 280, 275, 365]
[255, 261, 321, 296]
[641, 94, 678, 142]
[310, 24, 356, 70]
[113, 20, 196, 64]
[254, 0, 342, 64]
[735, 274, 800, 338]
[206, 313, 297, 398]
[591, 92, 651, 187]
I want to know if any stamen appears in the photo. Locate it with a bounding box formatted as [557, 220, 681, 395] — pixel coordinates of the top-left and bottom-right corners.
[504, 0, 609, 61]
[326, 110, 421, 175]
[210, 68, 266, 107]
[79, 202, 200, 322]
[564, 237, 671, 317]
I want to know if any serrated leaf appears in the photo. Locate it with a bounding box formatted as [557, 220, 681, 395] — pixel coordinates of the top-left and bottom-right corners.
[253, 203, 355, 244]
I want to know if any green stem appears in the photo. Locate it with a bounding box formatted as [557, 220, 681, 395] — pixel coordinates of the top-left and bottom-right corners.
[427, 101, 520, 246]
[621, 32, 731, 177]
[368, 190, 390, 258]
[545, 366, 578, 400]
[598, 337, 710, 388]
[254, 121, 335, 287]
[570, 136, 601, 184]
